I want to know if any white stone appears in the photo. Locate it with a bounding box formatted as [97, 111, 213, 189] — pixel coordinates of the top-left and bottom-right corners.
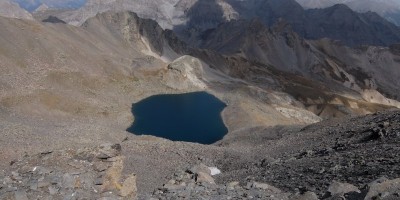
[208, 167, 221, 176]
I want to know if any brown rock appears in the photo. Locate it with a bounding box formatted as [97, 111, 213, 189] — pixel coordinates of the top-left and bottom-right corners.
[102, 156, 124, 192]
[195, 172, 215, 184]
[120, 174, 137, 198]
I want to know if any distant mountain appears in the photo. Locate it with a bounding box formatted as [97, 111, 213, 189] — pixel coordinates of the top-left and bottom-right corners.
[34, 3, 49, 13]
[32, 0, 400, 47]
[195, 17, 400, 116]
[0, 0, 34, 20]
[177, 0, 400, 47]
[12, 0, 86, 11]
[303, 4, 400, 46]
[295, 0, 400, 26]
[33, 0, 182, 28]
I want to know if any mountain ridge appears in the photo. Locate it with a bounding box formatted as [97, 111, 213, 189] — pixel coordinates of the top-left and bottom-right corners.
[30, 0, 400, 47]
[296, 0, 400, 25]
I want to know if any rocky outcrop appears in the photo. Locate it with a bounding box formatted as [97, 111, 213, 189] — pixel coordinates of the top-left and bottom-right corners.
[0, 144, 137, 199]
[82, 11, 166, 56]
[33, 4, 50, 13]
[163, 55, 208, 90]
[42, 16, 66, 24]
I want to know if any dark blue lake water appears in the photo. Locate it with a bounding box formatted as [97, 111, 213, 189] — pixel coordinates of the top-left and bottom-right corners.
[127, 92, 228, 144]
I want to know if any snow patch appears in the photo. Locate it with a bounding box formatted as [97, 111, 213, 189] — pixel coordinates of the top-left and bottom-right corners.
[209, 167, 221, 176]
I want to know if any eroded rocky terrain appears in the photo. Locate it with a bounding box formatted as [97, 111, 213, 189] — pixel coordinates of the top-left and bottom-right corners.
[1, 1, 400, 199]
[1, 110, 400, 199]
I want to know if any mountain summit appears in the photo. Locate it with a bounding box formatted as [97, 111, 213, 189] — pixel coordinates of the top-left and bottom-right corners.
[296, 0, 400, 26]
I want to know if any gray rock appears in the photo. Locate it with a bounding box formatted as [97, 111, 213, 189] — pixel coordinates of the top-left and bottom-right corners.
[365, 178, 400, 200]
[49, 186, 59, 195]
[49, 175, 61, 184]
[28, 180, 38, 191]
[94, 177, 103, 185]
[14, 190, 29, 200]
[63, 192, 77, 200]
[68, 161, 85, 169]
[7, 186, 18, 192]
[327, 181, 360, 197]
[35, 166, 52, 175]
[96, 143, 121, 159]
[97, 197, 120, 200]
[38, 179, 51, 188]
[11, 171, 22, 180]
[252, 182, 282, 194]
[18, 165, 34, 174]
[291, 191, 319, 200]
[227, 181, 239, 190]
[163, 183, 186, 191]
[189, 163, 211, 175]
[62, 174, 76, 189]
[93, 162, 109, 172]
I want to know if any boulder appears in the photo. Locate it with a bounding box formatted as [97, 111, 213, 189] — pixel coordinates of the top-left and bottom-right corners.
[195, 172, 215, 184]
[14, 190, 28, 200]
[327, 181, 360, 197]
[188, 163, 212, 175]
[291, 191, 319, 200]
[96, 143, 121, 159]
[252, 182, 282, 194]
[120, 174, 137, 198]
[163, 183, 186, 191]
[365, 178, 400, 200]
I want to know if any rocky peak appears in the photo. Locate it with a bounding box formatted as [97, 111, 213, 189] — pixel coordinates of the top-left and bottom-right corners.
[83, 11, 166, 56]
[33, 3, 50, 13]
[304, 3, 400, 46]
[326, 3, 353, 11]
[0, 0, 34, 20]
